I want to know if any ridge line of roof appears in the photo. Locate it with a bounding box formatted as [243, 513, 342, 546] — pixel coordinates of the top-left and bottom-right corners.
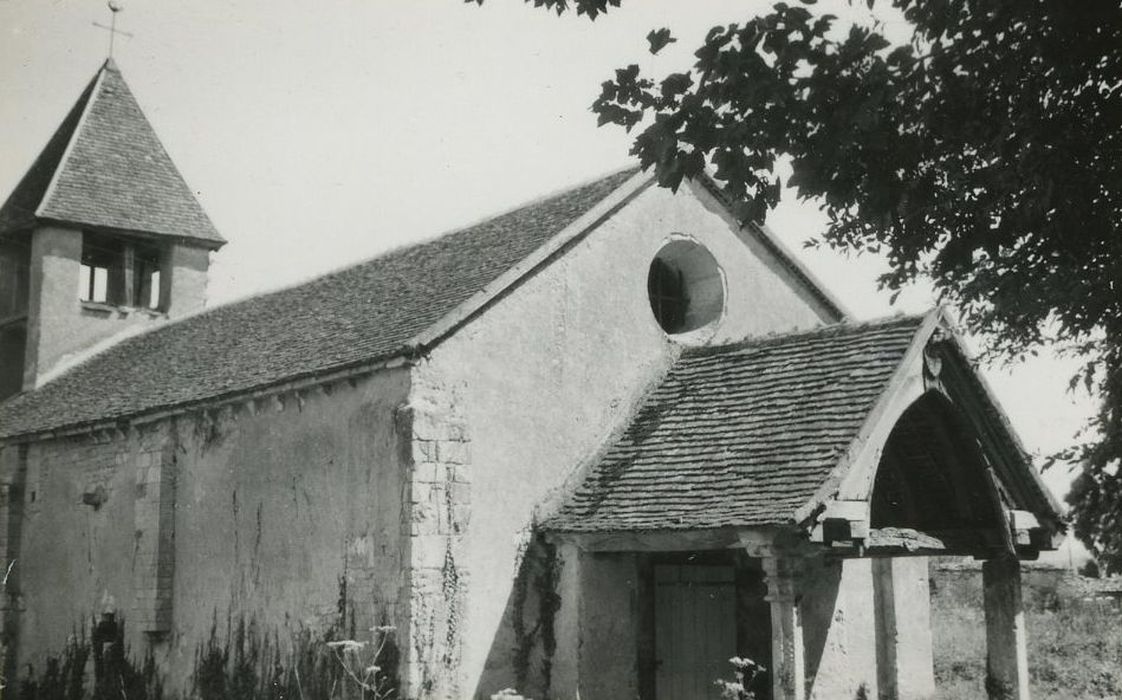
[536, 347, 687, 530]
[99, 61, 226, 246]
[544, 313, 934, 534]
[413, 164, 643, 244]
[0, 167, 641, 440]
[19, 59, 224, 245]
[0, 71, 101, 236]
[409, 169, 653, 351]
[199, 166, 645, 317]
[46, 169, 638, 367]
[32, 64, 107, 221]
[681, 312, 930, 358]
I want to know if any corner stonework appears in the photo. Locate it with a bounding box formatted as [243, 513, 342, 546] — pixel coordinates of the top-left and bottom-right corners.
[132, 423, 178, 635]
[397, 374, 471, 699]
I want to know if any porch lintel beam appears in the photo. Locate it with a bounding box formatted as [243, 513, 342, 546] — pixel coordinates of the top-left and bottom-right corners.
[545, 526, 755, 552]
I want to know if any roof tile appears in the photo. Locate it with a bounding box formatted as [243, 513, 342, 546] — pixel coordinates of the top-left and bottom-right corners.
[545, 315, 927, 532]
[0, 167, 637, 438]
[0, 59, 223, 245]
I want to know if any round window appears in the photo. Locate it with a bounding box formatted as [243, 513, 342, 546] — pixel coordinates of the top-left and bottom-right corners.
[646, 240, 724, 335]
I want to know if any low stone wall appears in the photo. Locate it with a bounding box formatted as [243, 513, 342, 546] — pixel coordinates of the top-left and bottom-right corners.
[931, 559, 1122, 610]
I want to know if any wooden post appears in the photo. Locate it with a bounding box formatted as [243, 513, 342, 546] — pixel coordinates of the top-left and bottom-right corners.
[762, 556, 806, 700]
[116, 243, 135, 306]
[982, 557, 1030, 700]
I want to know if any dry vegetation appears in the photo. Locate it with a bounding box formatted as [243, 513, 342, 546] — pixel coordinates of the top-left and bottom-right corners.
[931, 567, 1122, 700]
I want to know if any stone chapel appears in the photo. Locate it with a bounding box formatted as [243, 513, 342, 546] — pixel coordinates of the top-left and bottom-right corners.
[0, 59, 1063, 699]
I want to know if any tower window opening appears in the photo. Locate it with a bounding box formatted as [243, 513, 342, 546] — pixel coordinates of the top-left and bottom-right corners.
[80, 232, 164, 310]
[80, 235, 119, 304]
[0, 241, 30, 319]
[135, 246, 161, 310]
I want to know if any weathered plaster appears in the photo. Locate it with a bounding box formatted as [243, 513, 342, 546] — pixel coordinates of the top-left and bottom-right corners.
[513, 547, 640, 700]
[576, 552, 640, 700]
[171, 369, 410, 689]
[800, 557, 880, 700]
[419, 180, 838, 696]
[3, 367, 411, 693]
[550, 542, 582, 699]
[159, 243, 210, 318]
[7, 427, 158, 670]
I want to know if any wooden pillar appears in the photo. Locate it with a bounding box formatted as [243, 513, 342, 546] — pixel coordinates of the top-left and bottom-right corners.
[982, 557, 1030, 700]
[762, 556, 805, 700]
[111, 242, 135, 306]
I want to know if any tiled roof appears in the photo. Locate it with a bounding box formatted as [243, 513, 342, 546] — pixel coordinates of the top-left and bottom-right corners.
[546, 315, 928, 532]
[0, 59, 223, 246]
[0, 168, 637, 439]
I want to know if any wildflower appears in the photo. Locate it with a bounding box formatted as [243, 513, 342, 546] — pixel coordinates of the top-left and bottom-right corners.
[326, 640, 367, 653]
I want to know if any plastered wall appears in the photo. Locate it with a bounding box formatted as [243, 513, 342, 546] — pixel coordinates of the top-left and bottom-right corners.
[575, 552, 641, 699]
[169, 368, 411, 688]
[800, 557, 881, 699]
[2, 367, 411, 692]
[2, 430, 147, 670]
[420, 179, 839, 697]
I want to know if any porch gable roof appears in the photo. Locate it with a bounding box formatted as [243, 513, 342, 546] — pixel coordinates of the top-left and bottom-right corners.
[545, 312, 1060, 535]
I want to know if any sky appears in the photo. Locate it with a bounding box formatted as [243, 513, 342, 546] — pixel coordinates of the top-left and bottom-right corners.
[0, 0, 1098, 563]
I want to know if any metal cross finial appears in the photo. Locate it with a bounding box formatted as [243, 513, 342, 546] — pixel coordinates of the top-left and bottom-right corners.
[92, 1, 133, 59]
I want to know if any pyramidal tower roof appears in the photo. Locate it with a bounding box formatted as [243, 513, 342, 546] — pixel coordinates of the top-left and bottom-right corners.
[0, 58, 224, 247]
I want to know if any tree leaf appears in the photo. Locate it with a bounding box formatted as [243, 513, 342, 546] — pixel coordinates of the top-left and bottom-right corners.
[647, 27, 677, 55]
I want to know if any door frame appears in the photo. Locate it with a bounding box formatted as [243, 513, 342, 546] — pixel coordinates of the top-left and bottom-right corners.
[636, 550, 772, 700]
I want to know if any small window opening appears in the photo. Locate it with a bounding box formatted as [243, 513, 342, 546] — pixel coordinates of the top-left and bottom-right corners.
[80, 232, 164, 309]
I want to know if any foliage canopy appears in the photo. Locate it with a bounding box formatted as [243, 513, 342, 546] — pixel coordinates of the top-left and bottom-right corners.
[475, 0, 1122, 571]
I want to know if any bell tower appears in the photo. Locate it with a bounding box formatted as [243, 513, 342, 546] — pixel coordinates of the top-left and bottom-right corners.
[0, 59, 225, 400]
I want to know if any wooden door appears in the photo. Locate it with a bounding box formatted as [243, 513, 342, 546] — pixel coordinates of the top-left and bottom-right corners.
[654, 564, 738, 700]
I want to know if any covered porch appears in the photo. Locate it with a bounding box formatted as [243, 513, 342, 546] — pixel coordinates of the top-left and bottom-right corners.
[542, 312, 1062, 699]
[548, 523, 1048, 700]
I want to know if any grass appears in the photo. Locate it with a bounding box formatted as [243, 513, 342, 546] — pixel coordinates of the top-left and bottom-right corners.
[931, 569, 1122, 700]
